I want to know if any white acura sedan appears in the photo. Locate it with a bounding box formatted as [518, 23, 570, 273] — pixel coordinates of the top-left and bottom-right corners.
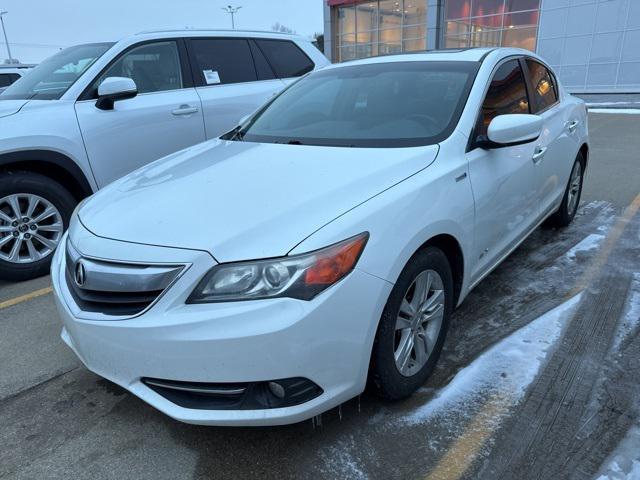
[52, 48, 589, 426]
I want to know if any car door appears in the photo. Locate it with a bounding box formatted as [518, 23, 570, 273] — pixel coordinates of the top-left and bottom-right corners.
[523, 58, 575, 216]
[467, 57, 540, 284]
[186, 37, 286, 139]
[75, 39, 206, 187]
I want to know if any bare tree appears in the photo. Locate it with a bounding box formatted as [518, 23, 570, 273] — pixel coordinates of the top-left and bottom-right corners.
[271, 22, 296, 34]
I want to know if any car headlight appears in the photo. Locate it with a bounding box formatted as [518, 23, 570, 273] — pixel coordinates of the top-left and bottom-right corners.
[187, 232, 369, 303]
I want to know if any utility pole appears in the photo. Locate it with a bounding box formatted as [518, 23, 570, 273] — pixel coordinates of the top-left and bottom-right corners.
[0, 11, 13, 63]
[221, 5, 241, 29]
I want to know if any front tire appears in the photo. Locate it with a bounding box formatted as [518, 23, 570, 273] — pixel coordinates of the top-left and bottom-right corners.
[370, 247, 453, 400]
[547, 152, 585, 227]
[0, 171, 76, 281]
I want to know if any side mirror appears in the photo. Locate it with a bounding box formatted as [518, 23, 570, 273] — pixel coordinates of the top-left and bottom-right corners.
[480, 114, 543, 149]
[96, 77, 138, 111]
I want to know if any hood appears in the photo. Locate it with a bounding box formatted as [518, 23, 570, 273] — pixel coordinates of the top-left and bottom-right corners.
[0, 99, 28, 118]
[80, 140, 439, 262]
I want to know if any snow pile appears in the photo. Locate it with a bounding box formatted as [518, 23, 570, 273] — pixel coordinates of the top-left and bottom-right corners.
[589, 109, 640, 115]
[403, 294, 582, 425]
[565, 233, 606, 260]
[595, 425, 640, 480]
[612, 273, 640, 350]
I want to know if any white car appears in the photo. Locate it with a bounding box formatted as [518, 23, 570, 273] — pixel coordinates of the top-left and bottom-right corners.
[0, 30, 328, 280]
[0, 64, 33, 94]
[52, 48, 589, 426]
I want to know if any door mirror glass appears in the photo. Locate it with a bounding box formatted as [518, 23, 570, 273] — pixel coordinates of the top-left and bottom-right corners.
[486, 114, 542, 147]
[96, 76, 138, 110]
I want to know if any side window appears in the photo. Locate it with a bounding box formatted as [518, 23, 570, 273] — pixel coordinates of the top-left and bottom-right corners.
[9, 73, 21, 84]
[97, 41, 183, 95]
[254, 40, 314, 78]
[526, 59, 558, 113]
[0, 74, 12, 87]
[476, 59, 530, 140]
[249, 40, 276, 80]
[190, 38, 257, 85]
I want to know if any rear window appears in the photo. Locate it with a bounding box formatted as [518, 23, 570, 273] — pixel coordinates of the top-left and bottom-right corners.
[254, 40, 314, 78]
[190, 38, 257, 85]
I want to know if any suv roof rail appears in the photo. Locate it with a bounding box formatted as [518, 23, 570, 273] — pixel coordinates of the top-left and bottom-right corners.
[135, 28, 304, 38]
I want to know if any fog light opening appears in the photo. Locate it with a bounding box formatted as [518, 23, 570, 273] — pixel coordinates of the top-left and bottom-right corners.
[268, 381, 286, 399]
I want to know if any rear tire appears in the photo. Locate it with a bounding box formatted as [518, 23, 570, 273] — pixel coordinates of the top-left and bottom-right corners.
[0, 171, 76, 281]
[546, 152, 585, 228]
[370, 247, 453, 400]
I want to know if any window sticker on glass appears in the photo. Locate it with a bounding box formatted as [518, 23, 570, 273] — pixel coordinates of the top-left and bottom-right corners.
[203, 69, 221, 85]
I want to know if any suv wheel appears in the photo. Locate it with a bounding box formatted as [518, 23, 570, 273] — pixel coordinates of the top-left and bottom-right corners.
[370, 247, 453, 400]
[0, 171, 76, 281]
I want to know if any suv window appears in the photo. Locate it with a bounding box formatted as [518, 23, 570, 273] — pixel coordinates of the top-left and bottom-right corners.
[190, 38, 257, 85]
[97, 41, 183, 95]
[475, 59, 530, 140]
[526, 59, 558, 113]
[0, 73, 13, 87]
[249, 40, 276, 80]
[254, 40, 314, 78]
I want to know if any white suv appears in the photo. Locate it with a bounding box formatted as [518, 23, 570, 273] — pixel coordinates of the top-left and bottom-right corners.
[0, 30, 328, 280]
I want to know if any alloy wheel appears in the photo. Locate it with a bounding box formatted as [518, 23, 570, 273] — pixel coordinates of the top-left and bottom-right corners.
[0, 193, 64, 264]
[394, 269, 445, 377]
[567, 161, 582, 216]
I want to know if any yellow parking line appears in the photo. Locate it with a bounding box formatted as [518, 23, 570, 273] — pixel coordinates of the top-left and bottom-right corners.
[567, 192, 640, 298]
[425, 192, 640, 480]
[0, 286, 52, 310]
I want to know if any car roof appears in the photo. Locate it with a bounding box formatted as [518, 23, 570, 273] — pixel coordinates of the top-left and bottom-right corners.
[134, 28, 311, 42]
[324, 47, 535, 70]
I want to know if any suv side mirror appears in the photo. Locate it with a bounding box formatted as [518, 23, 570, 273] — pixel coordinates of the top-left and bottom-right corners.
[478, 114, 543, 149]
[96, 77, 138, 111]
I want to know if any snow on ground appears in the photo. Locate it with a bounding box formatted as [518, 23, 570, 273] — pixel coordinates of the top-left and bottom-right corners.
[565, 233, 606, 260]
[595, 425, 640, 480]
[612, 273, 640, 350]
[589, 109, 640, 115]
[403, 294, 583, 425]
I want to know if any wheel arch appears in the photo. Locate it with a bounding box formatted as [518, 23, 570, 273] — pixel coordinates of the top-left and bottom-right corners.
[578, 143, 589, 169]
[0, 150, 93, 201]
[413, 233, 464, 308]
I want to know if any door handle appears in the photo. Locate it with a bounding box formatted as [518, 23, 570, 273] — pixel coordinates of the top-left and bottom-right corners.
[172, 105, 199, 116]
[566, 120, 579, 134]
[532, 146, 547, 164]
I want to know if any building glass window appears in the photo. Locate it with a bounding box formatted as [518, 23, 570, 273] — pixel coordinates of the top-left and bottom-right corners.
[444, 0, 540, 51]
[335, 1, 429, 62]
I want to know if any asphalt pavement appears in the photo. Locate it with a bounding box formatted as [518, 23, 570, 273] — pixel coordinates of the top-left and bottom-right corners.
[1, 112, 639, 480]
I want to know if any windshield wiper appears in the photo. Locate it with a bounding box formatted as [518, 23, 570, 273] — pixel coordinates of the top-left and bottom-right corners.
[223, 125, 245, 141]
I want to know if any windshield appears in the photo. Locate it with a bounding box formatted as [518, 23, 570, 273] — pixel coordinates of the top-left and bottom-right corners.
[0, 43, 114, 101]
[236, 61, 479, 148]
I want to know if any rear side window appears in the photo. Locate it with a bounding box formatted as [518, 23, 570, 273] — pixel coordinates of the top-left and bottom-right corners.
[249, 40, 276, 80]
[526, 59, 558, 113]
[476, 59, 530, 140]
[190, 38, 257, 85]
[0, 74, 12, 87]
[254, 40, 314, 78]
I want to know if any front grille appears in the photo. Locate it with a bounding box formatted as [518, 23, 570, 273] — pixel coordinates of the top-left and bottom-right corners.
[64, 239, 184, 319]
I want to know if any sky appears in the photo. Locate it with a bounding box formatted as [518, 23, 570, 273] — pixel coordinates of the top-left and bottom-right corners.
[0, 0, 325, 64]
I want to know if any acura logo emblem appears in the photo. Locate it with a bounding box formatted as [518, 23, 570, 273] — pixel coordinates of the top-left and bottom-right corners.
[74, 261, 86, 287]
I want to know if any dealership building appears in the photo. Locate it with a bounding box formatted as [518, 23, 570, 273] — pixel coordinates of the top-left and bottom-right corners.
[322, 0, 640, 93]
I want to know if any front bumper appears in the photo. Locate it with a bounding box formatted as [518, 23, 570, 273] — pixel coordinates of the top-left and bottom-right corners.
[52, 226, 392, 426]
